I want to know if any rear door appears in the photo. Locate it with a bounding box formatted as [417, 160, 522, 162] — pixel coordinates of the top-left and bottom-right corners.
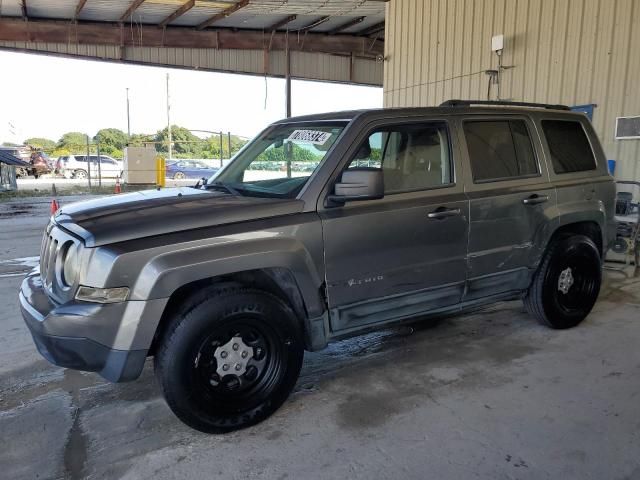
[320, 118, 470, 333]
[457, 115, 557, 299]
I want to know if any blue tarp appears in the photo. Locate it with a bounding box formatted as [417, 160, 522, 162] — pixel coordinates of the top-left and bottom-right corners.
[0, 150, 29, 167]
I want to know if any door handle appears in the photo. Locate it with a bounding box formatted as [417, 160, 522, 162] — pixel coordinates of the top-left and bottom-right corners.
[427, 207, 461, 219]
[522, 194, 549, 205]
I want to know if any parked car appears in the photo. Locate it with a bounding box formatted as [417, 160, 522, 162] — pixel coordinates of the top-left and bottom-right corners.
[166, 159, 219, 180]
[29, 151, 52, 178]
[58, 155, 123, 179]
[20, 100, 616, 434]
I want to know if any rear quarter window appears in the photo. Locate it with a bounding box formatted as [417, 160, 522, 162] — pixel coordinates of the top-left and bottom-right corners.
[464, 119, 538, 182]
[542, 120, 596, 173]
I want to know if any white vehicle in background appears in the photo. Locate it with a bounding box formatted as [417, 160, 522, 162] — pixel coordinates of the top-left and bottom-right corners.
[57, 155, 123, 179]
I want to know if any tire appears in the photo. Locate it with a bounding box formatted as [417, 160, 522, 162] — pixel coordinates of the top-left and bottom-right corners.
[524, 234, 601, 329]
[155, 286, 304, 433]
[74, 169, 87, 179]
[173, 171, 186, 180]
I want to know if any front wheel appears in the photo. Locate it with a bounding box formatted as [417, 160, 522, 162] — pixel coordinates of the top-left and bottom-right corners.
[155, 287, 304, 433]
[74, 169, 87, 179]
[525, 234, 601, 329]
[173, 171, 186, 180]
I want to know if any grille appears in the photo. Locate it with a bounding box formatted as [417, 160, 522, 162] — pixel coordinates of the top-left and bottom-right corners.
[39, 230, 58, 292]
[39, 223, 80, 303]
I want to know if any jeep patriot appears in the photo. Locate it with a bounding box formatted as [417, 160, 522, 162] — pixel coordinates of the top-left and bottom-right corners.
[19, 100, 616, 432]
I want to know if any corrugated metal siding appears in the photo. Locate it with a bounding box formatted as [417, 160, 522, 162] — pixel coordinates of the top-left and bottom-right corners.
[0, 41, 382, 85]
[384, 0, 640, 180]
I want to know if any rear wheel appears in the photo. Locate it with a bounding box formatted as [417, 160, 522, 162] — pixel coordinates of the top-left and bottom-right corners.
[525, 234, 601, 329]
[173, 171, 186, 180]
[155, 287, 304, 433]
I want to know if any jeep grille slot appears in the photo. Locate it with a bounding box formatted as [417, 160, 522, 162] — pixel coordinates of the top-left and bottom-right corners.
[39, 225, 80, 303]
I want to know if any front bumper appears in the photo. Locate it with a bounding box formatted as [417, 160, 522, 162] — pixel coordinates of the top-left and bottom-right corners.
[19, 272, 167, 382]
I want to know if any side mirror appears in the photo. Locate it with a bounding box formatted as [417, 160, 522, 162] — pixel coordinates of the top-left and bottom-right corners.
[326, 167, 384, 206]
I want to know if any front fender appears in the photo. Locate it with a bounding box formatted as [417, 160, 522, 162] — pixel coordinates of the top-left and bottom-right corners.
[130, 234, 325, 317]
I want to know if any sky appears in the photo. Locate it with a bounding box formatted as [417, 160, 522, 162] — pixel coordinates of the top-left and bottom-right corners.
[0, 50, 382, 143]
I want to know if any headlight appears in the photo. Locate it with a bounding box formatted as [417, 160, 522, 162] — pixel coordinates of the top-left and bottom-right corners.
[62, 243, 79, 287]
[76, 286, 130, 304]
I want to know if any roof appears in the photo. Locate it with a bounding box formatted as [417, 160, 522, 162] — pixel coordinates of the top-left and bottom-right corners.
[0, 1, 385, 38]
[0, 150, 29, 167]
[0, 1, 385, 85]
[276, 103, 583, 123]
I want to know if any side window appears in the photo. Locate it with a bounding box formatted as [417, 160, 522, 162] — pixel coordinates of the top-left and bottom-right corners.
[464, 120, 538, 182]
[346, 123, 452, 194]
[542, 120, 596, 173]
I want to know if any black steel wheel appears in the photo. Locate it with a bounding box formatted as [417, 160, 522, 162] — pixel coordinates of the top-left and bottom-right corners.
[155, 286, 304, 433]
[525, 234, 601, 329]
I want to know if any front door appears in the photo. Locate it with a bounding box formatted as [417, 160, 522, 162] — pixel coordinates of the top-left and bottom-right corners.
[320, 120, 469, 333]
[457, 116, 557, 299]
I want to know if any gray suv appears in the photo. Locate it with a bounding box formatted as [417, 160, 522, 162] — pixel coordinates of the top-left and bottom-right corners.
[19, 101, 616, 433]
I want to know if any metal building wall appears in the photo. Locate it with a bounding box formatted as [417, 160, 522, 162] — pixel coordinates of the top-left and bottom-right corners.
[0, 42, 383, 86]
[384, 0, 640, 180]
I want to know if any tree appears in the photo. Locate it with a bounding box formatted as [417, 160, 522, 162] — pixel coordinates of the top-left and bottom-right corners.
[155, 125, 205, 158]
[57, 132, 90, 153]
[257, 143, 321, 162]
[94, 128, 128, 158]
[24, 137, 56, 151]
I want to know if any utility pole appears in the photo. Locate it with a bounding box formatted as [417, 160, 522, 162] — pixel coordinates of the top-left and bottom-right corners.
[166, 73, 172, 161]
[219, 131, 223, 165]
[126, 88, 131, 138]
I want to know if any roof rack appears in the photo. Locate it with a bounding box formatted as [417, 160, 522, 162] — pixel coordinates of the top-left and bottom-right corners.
[440, 99, 571, 111]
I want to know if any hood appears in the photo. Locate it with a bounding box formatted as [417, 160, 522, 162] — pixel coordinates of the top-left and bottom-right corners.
[54, 187, 305, 247]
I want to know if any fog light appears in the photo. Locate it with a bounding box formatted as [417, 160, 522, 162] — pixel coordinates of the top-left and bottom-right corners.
[76, 286, 129, 304]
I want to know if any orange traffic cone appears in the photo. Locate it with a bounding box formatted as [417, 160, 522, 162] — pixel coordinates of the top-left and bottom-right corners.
[115, 176, 122, 194]
[50, 199, 59, 215]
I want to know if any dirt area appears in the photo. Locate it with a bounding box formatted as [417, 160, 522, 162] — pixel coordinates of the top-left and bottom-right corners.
[0, 196, 639, 480]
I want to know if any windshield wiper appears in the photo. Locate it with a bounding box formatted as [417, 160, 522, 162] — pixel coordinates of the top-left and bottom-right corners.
[203, 182, 242, 196]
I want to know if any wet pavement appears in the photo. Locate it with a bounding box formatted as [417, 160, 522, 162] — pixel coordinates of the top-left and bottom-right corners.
[1, 197, 640, 479]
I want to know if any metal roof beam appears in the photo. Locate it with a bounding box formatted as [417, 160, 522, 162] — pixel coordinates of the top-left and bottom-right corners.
[298, 16, 330, 32]
[74, 0, 88, 20]
[267, 14, 297, 32]
[328, 16, 365, 35]
[197, 0, 249, 31]
[159, 0, 195, 28]
[0, 18, 384, 57]
[119, 0, 146, 22]
[358, 21, 385, 36]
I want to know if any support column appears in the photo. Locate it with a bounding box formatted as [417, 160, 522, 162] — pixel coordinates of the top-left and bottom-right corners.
[285, 32, 291, 119]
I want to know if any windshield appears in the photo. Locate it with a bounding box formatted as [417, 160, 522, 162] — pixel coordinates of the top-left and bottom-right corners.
[207, 122, 346, 198]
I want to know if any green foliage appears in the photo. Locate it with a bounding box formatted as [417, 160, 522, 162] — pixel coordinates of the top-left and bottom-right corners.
[24, 137, 56, 151]
[257, 143, 321, 162]
[56, 132, 91, 155]
[13, 126, 248, 160]
[94, 128, 127, 158]
[155, 126, 247, 159]
[155, 125, 203, 157]
[128, 133, 155, 147]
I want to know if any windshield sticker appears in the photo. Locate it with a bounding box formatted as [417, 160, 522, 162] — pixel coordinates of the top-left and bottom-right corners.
[288, 130, 332, 145]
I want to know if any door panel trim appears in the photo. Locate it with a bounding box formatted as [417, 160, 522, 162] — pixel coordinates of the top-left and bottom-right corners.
[465, 267, 531, 301]
[330, 281, 465, 332]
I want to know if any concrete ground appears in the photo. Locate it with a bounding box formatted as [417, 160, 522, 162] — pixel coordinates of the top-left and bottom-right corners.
[1, 196, 639, 480]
